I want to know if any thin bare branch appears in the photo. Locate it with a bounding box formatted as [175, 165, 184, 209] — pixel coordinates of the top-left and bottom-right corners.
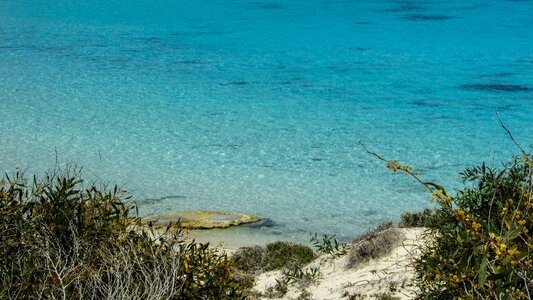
[496, 112, 527, 157]
[358, 140, 443, 194]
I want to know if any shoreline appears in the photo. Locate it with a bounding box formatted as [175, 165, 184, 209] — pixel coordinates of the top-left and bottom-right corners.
[187, 224, 427, 299]
[145, 209, 414, 251]
[174, 216, 428, 299]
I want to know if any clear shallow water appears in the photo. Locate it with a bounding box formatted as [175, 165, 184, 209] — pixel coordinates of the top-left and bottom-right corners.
[1, 0, 532, 244]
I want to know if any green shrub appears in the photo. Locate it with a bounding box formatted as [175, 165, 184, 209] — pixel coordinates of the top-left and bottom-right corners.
[266, 241, 317, 270]
[365, 140, 533, 299]
[231, 245, 268, 275]
[233, 241, 317, 275]
[413, 156, 532, 299]
[283, 265, 321, 287]
[0, 167, 251, 299]
[399, 208, 436, 228]
[347, 227, 403, 269]
[310, 233, 348, 257]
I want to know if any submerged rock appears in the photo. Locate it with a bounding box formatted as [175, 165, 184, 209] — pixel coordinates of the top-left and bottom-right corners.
[142, 211, 261, 229]
[382, 5, 426, 13]
[243, 218, 277, 229]
[459, 83, 530, 92]
[137, 195, 187, 205]
[401, 14, 452, 21]
[220, 81, 250, 86]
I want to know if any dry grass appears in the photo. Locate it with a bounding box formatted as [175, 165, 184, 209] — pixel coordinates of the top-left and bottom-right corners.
[346, 226, 404, 269]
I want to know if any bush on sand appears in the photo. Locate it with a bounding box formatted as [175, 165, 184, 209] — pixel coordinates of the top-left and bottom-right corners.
[0, 167, 252, 299]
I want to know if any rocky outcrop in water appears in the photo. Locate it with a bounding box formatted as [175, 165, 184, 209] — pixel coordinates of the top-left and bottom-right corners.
[142, 211, 261, 229]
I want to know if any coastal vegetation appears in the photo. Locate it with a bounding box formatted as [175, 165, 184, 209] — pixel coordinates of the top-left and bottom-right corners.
[232, 241, 320, 298]
[1, 132, 530, 299]
[310, 233, 348, 258]
[413, 153, 533, 299]
[363, 127, 532, 299]
[0, 167, 252, 299]
[0, 166, 336, 299]
[346, 224, 403, 269]
[398, 208, 437, 228]
[232, 241, 316, 276]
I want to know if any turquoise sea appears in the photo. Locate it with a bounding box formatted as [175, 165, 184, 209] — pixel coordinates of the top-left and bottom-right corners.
[1, 0, 532, 244]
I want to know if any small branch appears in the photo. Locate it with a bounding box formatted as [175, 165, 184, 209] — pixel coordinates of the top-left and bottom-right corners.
[358, 140, 443, 194]
[496, 112, 527, 157]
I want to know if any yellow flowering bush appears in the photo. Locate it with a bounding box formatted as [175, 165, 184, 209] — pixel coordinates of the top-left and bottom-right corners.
[361, 140, 532, 299]
[0, 167, 252, 299]
[412, 153, 532, 299]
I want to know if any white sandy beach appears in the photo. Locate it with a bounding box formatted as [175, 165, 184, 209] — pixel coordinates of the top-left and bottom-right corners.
[194, 227, 426, 299]
[252, 228, 425, 299]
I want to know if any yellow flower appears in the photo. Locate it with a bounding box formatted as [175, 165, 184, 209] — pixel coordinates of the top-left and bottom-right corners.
[500, 243, 507, 251]
[507, 246, 519, 256]
[472, 222, 481, 231]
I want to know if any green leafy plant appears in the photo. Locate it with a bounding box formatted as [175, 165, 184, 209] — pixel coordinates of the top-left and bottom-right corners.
[0, 166, 252, 299]
[310, 233, 347, 257]
[233, 241, 317, 275]
[361, 128, 533, 299]
[398, 208, 436, 228]
[413, 156, 532, 299]
[283, 265, 322, 286]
